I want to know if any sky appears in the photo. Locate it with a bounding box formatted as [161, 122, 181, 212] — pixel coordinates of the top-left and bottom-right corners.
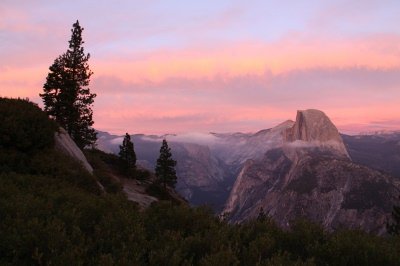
[1, 0, 400, 135]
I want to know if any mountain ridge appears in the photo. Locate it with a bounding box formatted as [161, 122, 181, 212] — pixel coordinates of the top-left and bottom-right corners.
[96, 109, 400, 222]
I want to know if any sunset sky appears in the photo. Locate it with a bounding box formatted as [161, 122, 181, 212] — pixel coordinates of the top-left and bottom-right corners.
[1, 0, 400, 135]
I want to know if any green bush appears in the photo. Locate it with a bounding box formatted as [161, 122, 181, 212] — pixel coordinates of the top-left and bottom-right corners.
[0, 173, 145, 265]
[84, 149, 123, 193]
[2, 172, 400, 265]
[134, 168, 152, 180]
[0, 97, 56, 152]
[315, 229, 400, 266]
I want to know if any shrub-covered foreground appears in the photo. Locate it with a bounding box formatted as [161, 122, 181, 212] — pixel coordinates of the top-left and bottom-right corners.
[1, 98, 400, 265]
[1, 172, 400, 265]
[1, 154, 399, 265]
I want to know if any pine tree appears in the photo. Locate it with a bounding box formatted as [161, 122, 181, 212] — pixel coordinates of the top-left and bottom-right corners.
[155, 139, 177, 188]
[40, 20, 96, 149]
[387, 195, 400, 235]
[119, 133, 137, 174]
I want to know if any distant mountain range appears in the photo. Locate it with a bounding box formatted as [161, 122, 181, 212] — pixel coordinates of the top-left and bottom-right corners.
[342, 132, 400, 179]
[96, 110, 400, 234]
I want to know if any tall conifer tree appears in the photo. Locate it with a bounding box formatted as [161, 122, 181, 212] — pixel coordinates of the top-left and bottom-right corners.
[119, 133, 137, 173]
[40, 20, 96, 149]
[155, 139, 177, 188]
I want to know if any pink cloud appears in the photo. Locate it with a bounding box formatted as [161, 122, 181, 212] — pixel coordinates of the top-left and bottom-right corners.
[90, 66, 400, 134]
[89, 33, 400, 84]
[1, 20, 400, 135]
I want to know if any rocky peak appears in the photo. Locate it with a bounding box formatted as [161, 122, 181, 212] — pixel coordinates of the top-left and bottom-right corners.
[285, 109, 349, 158]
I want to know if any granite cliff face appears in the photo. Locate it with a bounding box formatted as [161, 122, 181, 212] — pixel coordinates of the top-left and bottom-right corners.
[54, 127, 94, 174]
[224, 110, 399, 234]
[284, 109, 349, 158]
[286, 109, 339, 142]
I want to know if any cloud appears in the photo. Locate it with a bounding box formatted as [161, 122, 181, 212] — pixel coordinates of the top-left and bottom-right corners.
[110, 137, 124, 145]
[1, 1, 400, 135]
[88, 33, 400, 85]
[339, 120, 400, 135]
[307, 0, 400, 35]
[167, 132, 220, 145]
[90, 65, 400, 134]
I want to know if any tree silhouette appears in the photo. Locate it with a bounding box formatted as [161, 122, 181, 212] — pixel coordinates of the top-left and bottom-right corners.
[119, 133, 137, 174]
[155, 139, 177, 188]
[40, 20, 96, 149]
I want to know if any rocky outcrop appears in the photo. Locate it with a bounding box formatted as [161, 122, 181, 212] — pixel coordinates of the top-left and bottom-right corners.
[285, 109, 349, 158]
[286, 109, 338, 142]
[54, 127, 93, 174]
[120, 178, 158, 208]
